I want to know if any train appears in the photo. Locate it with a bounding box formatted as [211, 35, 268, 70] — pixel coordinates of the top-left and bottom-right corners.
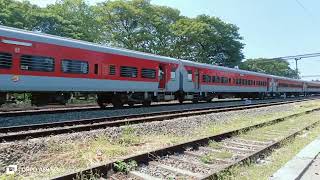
[0, 25, 319, 107]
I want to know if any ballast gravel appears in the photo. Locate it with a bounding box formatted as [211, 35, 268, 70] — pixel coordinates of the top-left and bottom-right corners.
[0, 100, 317, 177]
[0, 98, 297, 127]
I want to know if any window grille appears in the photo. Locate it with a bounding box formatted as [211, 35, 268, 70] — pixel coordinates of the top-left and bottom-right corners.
[0, 52, 12, 69]
[141, 68, 156, 79]
[120, 66, 138, 78]
[109, 65, 116, 75]
[21, 55, 54, 72]
[61, 59, 88, 74]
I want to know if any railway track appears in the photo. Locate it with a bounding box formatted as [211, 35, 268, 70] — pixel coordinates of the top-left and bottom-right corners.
[0, 97, 318, 142]
[52, 104, 320, 180]
[0, 104, 99, 117]
[0, 99, 243, 117]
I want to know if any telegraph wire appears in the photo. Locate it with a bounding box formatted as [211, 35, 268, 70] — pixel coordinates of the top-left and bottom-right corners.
[294, 0, 317, 22]
[295, 0, 309, 13]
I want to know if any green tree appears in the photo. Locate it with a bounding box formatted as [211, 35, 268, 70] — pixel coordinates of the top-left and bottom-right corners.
[96, 1, 244, 66]
[239, 58, 299, 78]
[33, 0, 101, 42]
[95, 0, 181, 56]
[0, 0, 39, 29]
[171, 15, 244, 67]
[1, 0, 244, 67]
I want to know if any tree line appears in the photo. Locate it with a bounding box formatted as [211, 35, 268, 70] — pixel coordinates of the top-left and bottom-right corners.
[0, 0, 299, 78]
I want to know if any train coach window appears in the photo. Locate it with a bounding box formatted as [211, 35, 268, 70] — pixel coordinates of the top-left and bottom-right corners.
[222, 77, 228, 84]
[236, 79, 240, 85]
[202, 75, 210, 83]
[207, 75, 210, 82]
[20, 55, 54, 72]
[61, 59, 88, 74]
[216, 76, 220, 83]
[202, 75, 206, 82]
[170, 68, 176, 80]
[187, 70, 192, 81]
[120, 66, 138, 78]
[94, 64, 99, 75]
[109, 65, 116, 75]
[142, 68, 156, 79]
[220, 77, 224, 83]
[0, 52, 12, 69]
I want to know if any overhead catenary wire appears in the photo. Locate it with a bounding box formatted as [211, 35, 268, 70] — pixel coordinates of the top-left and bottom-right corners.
[294, 0, 318, 23]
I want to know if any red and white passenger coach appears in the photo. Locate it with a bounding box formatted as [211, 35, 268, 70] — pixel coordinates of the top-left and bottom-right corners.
[0, 25, 319, 107]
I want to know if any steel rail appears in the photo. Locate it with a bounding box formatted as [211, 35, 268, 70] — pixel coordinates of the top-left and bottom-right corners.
[51, 107, 320, 180]
[0, 99, 243, 117]
[0, 98, 317, 142]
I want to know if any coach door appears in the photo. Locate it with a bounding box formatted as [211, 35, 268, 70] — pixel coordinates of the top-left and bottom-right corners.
[158, 64, 166, 89]
[267, 78, 271, 92]
[194, 69, 200, 90]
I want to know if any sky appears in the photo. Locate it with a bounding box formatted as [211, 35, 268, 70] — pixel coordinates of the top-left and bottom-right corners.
[27, 0, 320, 80]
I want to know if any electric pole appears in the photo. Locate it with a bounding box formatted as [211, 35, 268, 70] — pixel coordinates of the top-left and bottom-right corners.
[272, 53, 320, 79]
[294, 58, 301, 75]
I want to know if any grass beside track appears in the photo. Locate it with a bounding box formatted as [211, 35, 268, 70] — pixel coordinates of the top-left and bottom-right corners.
[215, 112, 320, 180]
[1, 100, 320, 179]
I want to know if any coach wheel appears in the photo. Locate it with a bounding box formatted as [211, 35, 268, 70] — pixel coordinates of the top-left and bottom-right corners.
[206, 98, 212, 103]
[0, 93, 6, 106]
[61, 93, 71, 105]
[258, 93, 265, 100]
[142, 100, 151, 107]
[192, 99, 199, 103]
[97, 99, 107, 109]
[112, 100, 123, 108]
[178, 97, 184, 104]
[128, 102, 135, 107]
[111, 96, 123, 108]
[31, 100, 47, 106]
[60, 99, 67, 105]
[31, 94, 48, 106]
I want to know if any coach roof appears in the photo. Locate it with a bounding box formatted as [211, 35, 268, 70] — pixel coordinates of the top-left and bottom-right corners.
[180, 59, 306, 83]
[0, 25, 178, 63]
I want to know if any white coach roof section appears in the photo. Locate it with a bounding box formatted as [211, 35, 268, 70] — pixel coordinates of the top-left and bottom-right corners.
[180, 59, 307, 83]
[0, 25, 178, 64]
